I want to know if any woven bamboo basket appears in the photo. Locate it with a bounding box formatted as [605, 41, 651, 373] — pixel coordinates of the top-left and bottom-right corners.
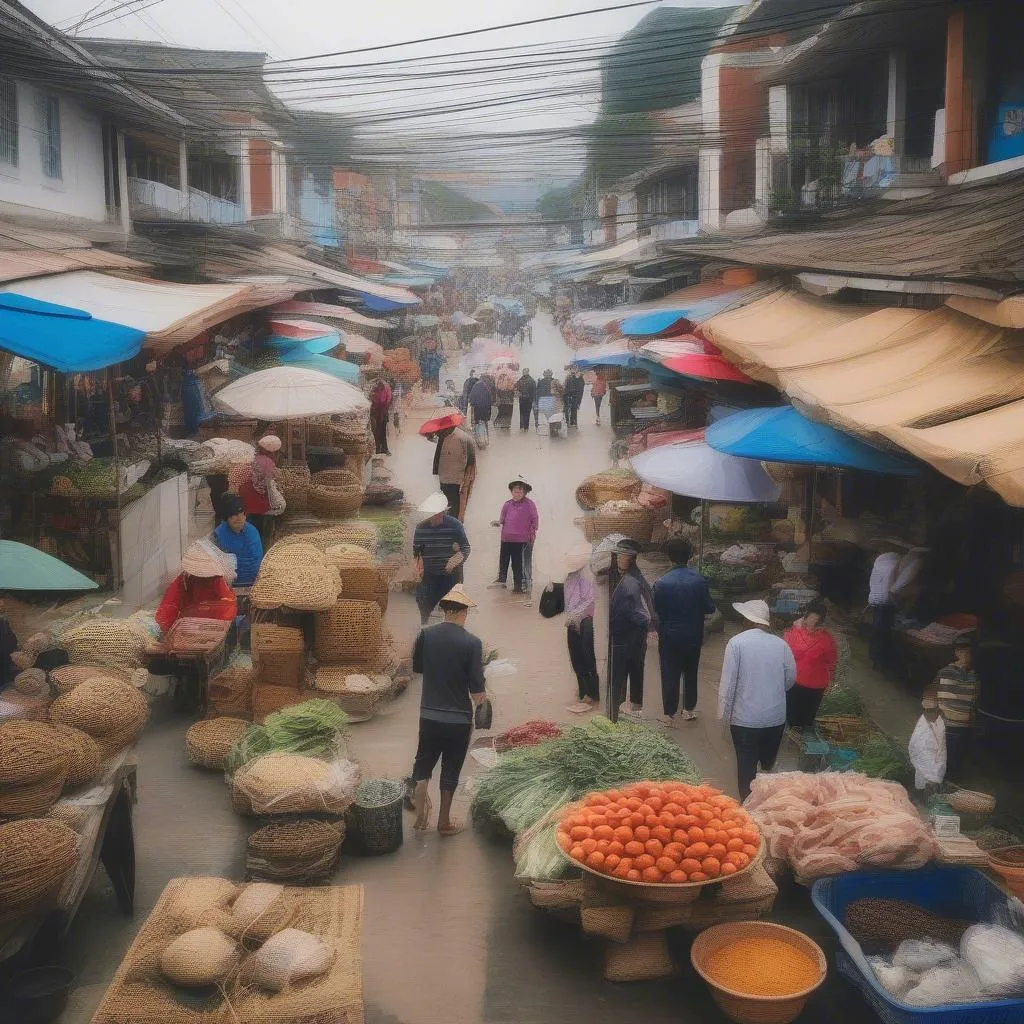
[312, 468, 363, 489]
[946, 787, 996, 815]
[0, 690, 50, 721]
[186, 718, 249, 771]
[249, 559, 342, 612]
[50, 664, 130, 695]
[314, 599, 383, 664]
[574, 514, 602, 544]
[0, 773, 66, 817]
[252, 685, 308, 723]
[276, 522, 379, 554]
[690, 921, 826, 1024]
[814, 715, 870, 746]
[207, 665, 254, 720]
[324, 545, 379, 599]
[575, 471, 642, 511]
[309, 480, 364, 518]
[50, 723, 102, 789]
[275, 465, 311, 513]
[374, 574, 389, 614]
[251, 624, 305, 689]
[313, 668, 392, 721]
[57, 619, 152, 669]
[246, 819, 346, 881]
[593, 500, 656, 544]
[13, 668, 48, 697]
[49, 676, 149, 739]
[0, 721, 70, 786]
[96, 720, 147, 758]
[0, 819, 78, 920]
[232, 753, 353, 816]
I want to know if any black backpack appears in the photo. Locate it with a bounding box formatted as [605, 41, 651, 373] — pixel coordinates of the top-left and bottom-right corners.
[538, 582, 565, 619]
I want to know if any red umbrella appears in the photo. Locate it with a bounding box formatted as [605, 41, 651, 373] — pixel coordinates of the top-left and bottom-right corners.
[662, 352, 756, 385]
[419, 409, 465, 435]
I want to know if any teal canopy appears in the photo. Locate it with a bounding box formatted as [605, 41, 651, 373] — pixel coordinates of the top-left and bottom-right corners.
[0, 540, 99, 591]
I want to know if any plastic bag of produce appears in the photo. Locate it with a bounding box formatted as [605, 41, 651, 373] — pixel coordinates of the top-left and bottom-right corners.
[893, 940, 960, 972]
[232, 754, 360, 815]
[484, 659, 517, 680]
[961, 924, 1024, 998]
[867, 957, 918, 999]
[903, 962, 984, 1006]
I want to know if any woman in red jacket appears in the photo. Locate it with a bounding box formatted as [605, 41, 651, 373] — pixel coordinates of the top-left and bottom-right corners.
[155, 541, 237, 636]
[783, 600, 838, 727]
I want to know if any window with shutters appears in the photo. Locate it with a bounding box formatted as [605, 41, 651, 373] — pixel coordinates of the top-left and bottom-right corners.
[40, 94, 61, 179]
[0, 78, 17, 168]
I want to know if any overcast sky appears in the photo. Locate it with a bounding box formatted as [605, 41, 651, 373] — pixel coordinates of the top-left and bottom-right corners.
[27, 0, 737, 199]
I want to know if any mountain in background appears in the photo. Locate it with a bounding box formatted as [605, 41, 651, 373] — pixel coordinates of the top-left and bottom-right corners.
[420, 181, 496, 223]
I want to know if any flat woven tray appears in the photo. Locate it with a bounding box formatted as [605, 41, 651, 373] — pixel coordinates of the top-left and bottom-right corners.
[89, 877, 364, 1024]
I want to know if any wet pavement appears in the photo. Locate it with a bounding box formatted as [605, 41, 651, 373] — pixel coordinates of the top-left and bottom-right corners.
[62, 313, 879, 1024]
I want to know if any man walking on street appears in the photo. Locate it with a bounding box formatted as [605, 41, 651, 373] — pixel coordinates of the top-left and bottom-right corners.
[654, 538, 716, 727]
[412, 492, 471, 624]
[432, 424, 476, 521]
[535, 369, 556, 428]
[609, 538, 656, 718]
[516, 369, 536, 431]
[410, 585, 487, 836]
[563, 367, 584, 427]
[718, 599, 796, 800]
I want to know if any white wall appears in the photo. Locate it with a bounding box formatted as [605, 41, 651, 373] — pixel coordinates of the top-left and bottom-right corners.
[0, 79, 108, 222]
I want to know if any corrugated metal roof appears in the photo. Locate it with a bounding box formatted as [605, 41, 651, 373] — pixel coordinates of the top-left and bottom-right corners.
[0, 247, 146, 284]
[672, 172, 1024, 285]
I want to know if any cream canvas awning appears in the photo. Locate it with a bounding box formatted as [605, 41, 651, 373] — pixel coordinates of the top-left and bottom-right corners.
[702, 290, 1024, 505]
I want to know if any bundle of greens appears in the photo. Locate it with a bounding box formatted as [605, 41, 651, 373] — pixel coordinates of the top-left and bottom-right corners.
[472, 716, 700, 842]
[854, 731, 910, 781]
[356, 508, 406, 554]
[226, 699, 349, 775]
[818, 683, 864, 717]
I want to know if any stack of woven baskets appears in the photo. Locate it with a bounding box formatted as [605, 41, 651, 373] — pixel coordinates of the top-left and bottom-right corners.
[0, 722, 71, 817]
[207, 664, 255, 719]
[309, 468, 364, 519]
[575, 470, 642, 511]
[577, 499, 658, 544]
[275, 465, 311, 512]
[48, 675, 150, 757]
[57, 618, 153, 670]
[324, 544, 388, 611]
[249, 542, 342, 613]
[186, 718, 249, 771]
[251, 624, 307, 722]
[0, 818, 79, 936]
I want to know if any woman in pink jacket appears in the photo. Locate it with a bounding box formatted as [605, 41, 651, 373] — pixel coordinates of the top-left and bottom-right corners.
[489, 474, 538, 594]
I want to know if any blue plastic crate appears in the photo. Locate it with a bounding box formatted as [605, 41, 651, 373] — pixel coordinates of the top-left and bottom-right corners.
[811, 866, 1024, 1023]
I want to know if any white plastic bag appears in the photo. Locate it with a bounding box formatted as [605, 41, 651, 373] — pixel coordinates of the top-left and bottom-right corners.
[484, 658, 517, 681]
[893, 940, 960, 972]
[903, 962, 984, 1006]
[961, 924, 1024, 997]
[868, 957, 918, 999]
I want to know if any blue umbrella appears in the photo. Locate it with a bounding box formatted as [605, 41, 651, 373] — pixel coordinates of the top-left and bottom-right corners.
[619, 295, 741, 338]
[706, 406, 920, 475]
[0, 540, 98, 591]
[268, 335, 340, 355]
[279, 353, 360, 383]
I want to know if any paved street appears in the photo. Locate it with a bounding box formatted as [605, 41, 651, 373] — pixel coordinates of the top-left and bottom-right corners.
[63, 314, 875, 1024]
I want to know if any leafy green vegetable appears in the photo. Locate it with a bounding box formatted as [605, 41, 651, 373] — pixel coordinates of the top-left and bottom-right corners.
[226, 699, 349, 774]
[854, 731, 910, 781]
[818, 684, 864, 717]
[472, 715, 700, 842]
[514, 822, 567, 881]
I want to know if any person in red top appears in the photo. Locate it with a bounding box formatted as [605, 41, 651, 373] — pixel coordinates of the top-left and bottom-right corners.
[783, 600, 838, 727]
[370, 379, 393, 455]
[155, 541, 237, 636]
[238, 435, 281, 539]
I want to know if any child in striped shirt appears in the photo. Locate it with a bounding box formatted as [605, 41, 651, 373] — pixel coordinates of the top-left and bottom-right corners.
[935, 639, 978, 780]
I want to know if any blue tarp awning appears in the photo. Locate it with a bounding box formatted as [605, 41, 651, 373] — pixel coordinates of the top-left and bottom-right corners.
[278, 352, 360, 383]
[619, 295, 741, 338]
[268, 335, 340, 355]
[0, 293, 144, 372]
[350, 292, 417, 313]
[706, 406, 921, 475]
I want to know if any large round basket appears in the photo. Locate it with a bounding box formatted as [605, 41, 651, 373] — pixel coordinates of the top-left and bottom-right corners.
[207, 666, 254, 719]
[0, 721, 70, 786]
[186, 718, 249, 771]
[48, 677, 149, 739]
[690, 921, 826, 1024]
[945, 788, 996, 815]
[49, 664, 130, 695]
[575, 472, 642, 511]
[312, 468, 363, 489]
[275, 465, 311, 512]
[49, 724, 102, 788]
[308, 478, 363, 518]
[0, 819, 78, 920]
[345, 779, 404, 855]
[313, 667, 391, 722]
[324, 545, 380, 599]
[593, 501, 656, 544]
[246, 818, 345, 880]
[314, 599, 383, 663]
[561, 843, 765, 906]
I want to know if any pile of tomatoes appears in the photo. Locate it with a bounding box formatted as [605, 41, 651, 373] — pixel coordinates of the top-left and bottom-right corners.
[555, 780, 761, 884]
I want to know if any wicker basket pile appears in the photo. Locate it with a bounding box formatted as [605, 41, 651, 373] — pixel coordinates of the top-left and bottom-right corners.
[207, 665, 254, 719]
[575, 471, 642, 511]
[0, 721, 70, 817]
[308, 469, 364, 519]
[246, 819, 346, 881]
[49, 676, 150, 757]
[50, 724, 102, 788]
[249, 549, 342, 612]
[186, 718, 249, 771]
[312, 668, 392, 722]
[314, 599, 383, 664]
[50, 664, 130, 695]
[251, 624, 305, 689]
[275, 465, 311, 513]
[0, 819, 78, 929]
[324, 544, 380, 601]
[593, 500, 657, 544]
[251, 684, 308, 723]
[57, 618, 152, 669]
[275, 521, 379, 554]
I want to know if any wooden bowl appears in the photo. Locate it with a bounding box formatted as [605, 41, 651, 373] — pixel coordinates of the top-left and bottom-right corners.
[690, 921, 826, 1024]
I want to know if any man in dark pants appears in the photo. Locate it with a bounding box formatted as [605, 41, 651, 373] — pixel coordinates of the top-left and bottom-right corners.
[516, 369, 536, 431]
[412, 492, 471, 624]
[609, 538, 656, 718]
[410, 585, 487, 835]
[718, 599, 797, 800]
[653, 538, 716, 727]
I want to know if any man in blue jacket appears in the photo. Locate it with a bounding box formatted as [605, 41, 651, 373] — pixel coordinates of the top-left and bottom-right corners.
[212, 493, 264, 587]
[653, 538, 716, 726]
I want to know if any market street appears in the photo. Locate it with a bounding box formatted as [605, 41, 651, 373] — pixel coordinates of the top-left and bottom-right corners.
[64, 315, 862, 1024]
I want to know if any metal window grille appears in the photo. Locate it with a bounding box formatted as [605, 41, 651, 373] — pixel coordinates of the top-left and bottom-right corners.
[41, 94, 61, 179]
[0, 78, 17, 167]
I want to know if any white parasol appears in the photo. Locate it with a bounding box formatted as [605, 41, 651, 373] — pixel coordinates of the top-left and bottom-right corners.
[213, 366, 369, 420]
